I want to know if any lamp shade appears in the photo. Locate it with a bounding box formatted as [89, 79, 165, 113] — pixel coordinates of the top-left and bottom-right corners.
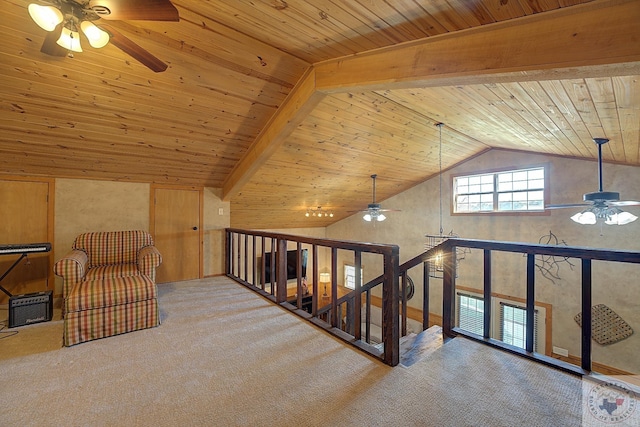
[28, 4, 63, 31]
[57, 26, 83, 52]
[363, 212, 386, 222]
[570, 210, 597, 225]
[605, 211, 638, 225]
[81, 21, 109, 48]
[319, 273, 330, 283]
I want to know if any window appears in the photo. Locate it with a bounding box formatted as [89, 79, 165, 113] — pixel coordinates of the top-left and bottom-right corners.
[457, 293, 484, 336]
[456, 291, 546, 354]
[500, 303, 538, 352]
[454, 167, 545, 213]
[344, 264, 363, 290]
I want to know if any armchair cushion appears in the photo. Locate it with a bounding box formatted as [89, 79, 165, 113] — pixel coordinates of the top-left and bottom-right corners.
[73, 230, 156, 268]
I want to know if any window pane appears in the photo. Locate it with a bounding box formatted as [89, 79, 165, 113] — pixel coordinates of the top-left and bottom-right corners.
[458, 294, 484, 336]
[529, 169, 544, 180]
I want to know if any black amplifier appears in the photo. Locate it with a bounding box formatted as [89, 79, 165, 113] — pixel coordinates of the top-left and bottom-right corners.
[9, 290, 53, 328]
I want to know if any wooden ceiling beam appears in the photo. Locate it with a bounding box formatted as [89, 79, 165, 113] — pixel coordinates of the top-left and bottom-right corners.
[222, 0, 640, 201]
[222, 67, 325, 200]
[314, 0, 640, 92]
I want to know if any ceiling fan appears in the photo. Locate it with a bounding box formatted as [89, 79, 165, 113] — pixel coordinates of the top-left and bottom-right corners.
[27, 0, 179, 72]
[546, 138, 639, 225]
[353, 174, 400, 222]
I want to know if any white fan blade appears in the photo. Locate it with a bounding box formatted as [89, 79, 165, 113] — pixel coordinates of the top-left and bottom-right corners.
[609, 200, 640, 206]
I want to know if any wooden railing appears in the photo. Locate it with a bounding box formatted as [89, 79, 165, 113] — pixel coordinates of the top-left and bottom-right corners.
[435, 238, 640, 375]
[225, 228, 401, 366]
[226, 229, 640, 374]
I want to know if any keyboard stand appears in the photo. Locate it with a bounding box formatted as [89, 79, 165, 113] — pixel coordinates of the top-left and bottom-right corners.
[0, 253, 28, 298]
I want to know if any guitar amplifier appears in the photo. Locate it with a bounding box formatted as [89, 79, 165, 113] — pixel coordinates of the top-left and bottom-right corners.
[9, 290, 53, 328]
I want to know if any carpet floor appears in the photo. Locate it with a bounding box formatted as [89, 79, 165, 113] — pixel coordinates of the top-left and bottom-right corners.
[0, 277, 588, 426]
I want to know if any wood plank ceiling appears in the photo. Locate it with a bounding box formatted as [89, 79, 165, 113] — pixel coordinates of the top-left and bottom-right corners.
[1, 0, 639, 229]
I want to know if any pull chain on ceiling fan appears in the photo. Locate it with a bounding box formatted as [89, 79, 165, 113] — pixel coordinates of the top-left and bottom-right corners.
[546, 138, 639, 225]
[27, 0, 179, 72]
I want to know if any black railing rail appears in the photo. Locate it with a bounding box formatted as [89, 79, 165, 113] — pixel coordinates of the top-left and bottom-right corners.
[226, 228, 401, 366]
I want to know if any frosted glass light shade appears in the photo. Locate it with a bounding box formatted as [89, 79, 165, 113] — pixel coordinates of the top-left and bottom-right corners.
[570, 211, 596, 225]
[363, 212, 386, 222]
[28, 4, 63, 31]
[605, 211, 638, 225]
[81, 21, 109, 48]
[57, 26, 83, 52]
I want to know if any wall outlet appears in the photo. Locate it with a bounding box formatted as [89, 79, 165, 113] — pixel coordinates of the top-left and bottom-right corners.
[552, 346, 569, 357]
[218, 208, 224, 215]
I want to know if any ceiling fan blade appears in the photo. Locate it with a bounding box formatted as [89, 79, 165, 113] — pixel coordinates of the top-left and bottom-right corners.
[98, 24, 168, 72]
[40, 24, 68, 57]
[545, 203, 590, 209]
[89, 0, 179, 21]
[609, 200, 640, 207]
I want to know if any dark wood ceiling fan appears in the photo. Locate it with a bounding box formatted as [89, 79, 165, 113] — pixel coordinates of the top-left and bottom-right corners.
[31, 0, 179, 72]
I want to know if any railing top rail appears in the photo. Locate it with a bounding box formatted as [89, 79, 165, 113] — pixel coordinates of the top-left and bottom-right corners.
[440, 238, 640, 263]
[227, 228, 399, 256]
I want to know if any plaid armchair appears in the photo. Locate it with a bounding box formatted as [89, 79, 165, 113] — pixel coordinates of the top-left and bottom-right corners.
[54, 230, 162, 346]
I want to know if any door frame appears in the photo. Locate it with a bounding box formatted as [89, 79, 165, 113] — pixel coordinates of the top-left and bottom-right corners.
[0, 175, 55, 296]
[150, 184, 204, 280]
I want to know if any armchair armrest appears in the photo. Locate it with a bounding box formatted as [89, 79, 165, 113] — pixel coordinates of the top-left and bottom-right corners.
[138, 245, 162, 282]
[54, 249, 89, 297]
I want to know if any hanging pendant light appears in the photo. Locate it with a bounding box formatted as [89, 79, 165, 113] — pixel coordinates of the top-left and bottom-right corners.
[425, 123, 461, 278]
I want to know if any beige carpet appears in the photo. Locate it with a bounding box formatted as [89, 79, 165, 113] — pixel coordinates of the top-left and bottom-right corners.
[0, 277, 584, 426]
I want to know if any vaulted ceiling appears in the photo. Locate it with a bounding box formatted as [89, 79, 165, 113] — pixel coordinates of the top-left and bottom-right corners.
[1, 0, 639, 229]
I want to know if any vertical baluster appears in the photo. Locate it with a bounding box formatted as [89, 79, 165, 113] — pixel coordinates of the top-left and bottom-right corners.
[423, 261, 429, 330]
[581, 259, 592, 371]
[483, 249, 492, 339]
[526, 254, 535, 353]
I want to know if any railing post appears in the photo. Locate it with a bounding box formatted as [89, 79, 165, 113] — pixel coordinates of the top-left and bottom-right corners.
[422, 261, 430, 330]
[581, 259, 592, 371]
[483, 249, 492, 339]
[382, 247, 400, 366]
[276, 239, 288, 303]
[312, 244, 319, 316]
[526, 254, 535, 353]
[354, 251, 362, 340]
[442, 246, 455, 338]
[224, 230, 232, 276]
[244, 234, 249, 282]
[330, 247, 338, 328]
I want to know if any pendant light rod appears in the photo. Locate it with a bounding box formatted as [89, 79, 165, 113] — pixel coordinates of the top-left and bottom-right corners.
[436, 123, 444, 235]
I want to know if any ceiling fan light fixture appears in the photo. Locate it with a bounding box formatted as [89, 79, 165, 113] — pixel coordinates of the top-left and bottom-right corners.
[57, 25, 83, 52]
[377, 213, 386, 222]
[570, 210, 597, 225]
[363, 213, 372, 222]
[606, 210, 637, 225]
[28, 4, 63, 31]
[81, 21, 110, 48]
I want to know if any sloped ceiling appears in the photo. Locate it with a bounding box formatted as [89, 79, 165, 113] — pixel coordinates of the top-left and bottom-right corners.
[1, 0, 639, 229]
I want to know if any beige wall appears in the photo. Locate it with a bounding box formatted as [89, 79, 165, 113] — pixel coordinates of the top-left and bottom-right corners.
[53, 178, 230, 293]
[326, 149, 640, 373]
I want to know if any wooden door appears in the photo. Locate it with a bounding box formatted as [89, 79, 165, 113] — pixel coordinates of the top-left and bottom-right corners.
[152, 187, 201, 283]
[0, 178, 52, 303]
